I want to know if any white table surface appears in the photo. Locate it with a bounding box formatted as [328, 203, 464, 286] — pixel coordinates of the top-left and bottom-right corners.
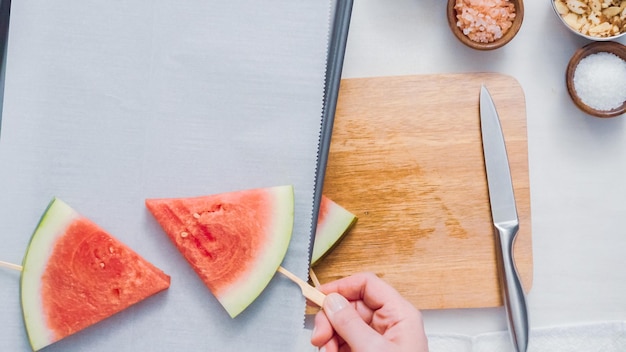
[339, 0, 626, 337]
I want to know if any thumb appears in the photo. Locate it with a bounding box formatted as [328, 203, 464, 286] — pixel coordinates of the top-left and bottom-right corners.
[323, 293, 381, 350]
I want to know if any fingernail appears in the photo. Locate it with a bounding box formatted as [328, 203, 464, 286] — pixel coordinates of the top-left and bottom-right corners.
[324, 292, 348, 314]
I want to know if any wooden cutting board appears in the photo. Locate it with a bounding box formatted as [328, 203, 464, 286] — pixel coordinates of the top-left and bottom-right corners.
[314, 72, 532, 310]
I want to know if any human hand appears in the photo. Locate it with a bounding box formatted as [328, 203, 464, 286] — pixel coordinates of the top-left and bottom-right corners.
[310, 272, 429, 352]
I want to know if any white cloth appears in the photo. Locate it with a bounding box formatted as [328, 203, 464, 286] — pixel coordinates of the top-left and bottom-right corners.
[429, 321, 626, 352]
[298, 321, 626, 351]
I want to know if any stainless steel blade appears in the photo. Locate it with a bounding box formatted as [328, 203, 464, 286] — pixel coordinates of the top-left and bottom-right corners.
[0, 0, 11, 138]
[308, 0, 353, 265]
[480, 85, 529, 352]
[480, 85, 518, 225]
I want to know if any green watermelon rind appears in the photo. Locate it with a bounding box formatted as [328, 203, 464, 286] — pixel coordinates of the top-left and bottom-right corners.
[20, 198, 81, 351]
[311, 197, 357, 266]
[216, 185, 295, 318]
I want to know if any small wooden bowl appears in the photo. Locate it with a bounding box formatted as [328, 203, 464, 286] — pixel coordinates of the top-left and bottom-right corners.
[447, 0, 524, 50]
[566, 41, 626, 118]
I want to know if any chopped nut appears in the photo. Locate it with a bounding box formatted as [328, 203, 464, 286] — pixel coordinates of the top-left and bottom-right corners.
[590, 0, 602, 13]
[564, 12, 584, 29]
[567, 0, 588, 14]
[590, 21, 613, 33]
[556, 0, 570, 14]
[556, 0, 626, 37]
[589, 12, 601, 24]
[603, 5, 622, 16]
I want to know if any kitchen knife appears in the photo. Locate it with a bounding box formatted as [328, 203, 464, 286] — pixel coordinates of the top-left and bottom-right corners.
[308, 0, 353, 264]
[479, 85, 529, 352]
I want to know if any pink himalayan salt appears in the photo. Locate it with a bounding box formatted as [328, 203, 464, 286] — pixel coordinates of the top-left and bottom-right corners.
[455, 0, 516, 43]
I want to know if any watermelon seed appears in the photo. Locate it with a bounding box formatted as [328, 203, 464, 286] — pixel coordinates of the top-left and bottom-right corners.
[193, 213, 200, 219]
[109, 246, 114, 253]
[180, 231, 189, 238]
[99, 262, 105, 269]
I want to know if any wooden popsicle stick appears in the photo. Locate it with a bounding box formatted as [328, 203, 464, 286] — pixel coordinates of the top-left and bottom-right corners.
[277, 266, 326, 307]
[0, 260, 23, 271]
[309, 268, 321, 288]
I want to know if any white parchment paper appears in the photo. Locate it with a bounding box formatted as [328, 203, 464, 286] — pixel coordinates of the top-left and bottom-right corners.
[0, 1, 330, 351]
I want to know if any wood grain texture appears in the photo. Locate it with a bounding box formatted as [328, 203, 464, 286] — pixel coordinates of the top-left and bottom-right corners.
[314, 73, 532, 310]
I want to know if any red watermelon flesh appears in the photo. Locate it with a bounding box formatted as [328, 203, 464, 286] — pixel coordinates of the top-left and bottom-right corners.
[145, 185, 294, 318]
[311, 195, 357, 266]
[21, 198, 171, 351]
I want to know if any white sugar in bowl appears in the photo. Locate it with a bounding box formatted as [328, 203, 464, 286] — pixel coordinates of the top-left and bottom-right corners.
[566, 41, 626, 117]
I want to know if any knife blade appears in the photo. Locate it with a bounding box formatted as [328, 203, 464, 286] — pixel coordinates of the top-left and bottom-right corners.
[0, 0, 11, 138]
[308, 0, 353, 265]
[479, 85, 529, 352]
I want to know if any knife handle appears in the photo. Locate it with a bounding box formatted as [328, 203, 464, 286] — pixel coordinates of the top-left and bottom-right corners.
[494, 221, 529, 352]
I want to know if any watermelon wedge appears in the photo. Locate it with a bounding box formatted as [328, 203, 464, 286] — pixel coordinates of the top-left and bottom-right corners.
[145, 185, 294, 318]
[311, 195, 357, 266]
[20, 198, 171, 352]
